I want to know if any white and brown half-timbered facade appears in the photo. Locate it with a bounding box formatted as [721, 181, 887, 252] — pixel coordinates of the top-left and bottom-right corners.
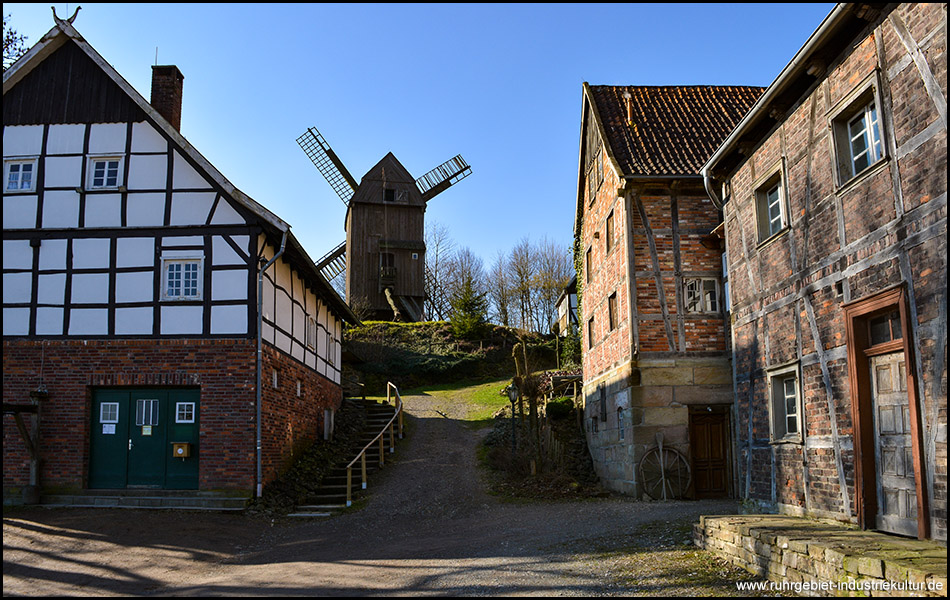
[2, 15, 356, 503]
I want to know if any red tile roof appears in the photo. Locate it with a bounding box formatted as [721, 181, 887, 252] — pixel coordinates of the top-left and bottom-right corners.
[589, 85, 765, 177]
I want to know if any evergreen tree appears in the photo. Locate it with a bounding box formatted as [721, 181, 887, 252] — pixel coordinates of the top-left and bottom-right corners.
[450, 274, 488, 339]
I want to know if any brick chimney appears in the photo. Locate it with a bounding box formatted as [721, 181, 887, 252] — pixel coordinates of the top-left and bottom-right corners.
[150, 65, 184, 131]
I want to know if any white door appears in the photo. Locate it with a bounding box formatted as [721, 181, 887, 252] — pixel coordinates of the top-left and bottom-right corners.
[870, 352, 917, 536]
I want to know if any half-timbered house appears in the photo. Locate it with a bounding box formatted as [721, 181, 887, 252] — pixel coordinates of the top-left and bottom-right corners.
[702, 2, 946, 541]
[575, 84, 762, 498]
[2, 15, 357, 504]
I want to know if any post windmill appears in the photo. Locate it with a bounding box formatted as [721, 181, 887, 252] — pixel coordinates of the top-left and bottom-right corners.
[298, 126, 471, 322]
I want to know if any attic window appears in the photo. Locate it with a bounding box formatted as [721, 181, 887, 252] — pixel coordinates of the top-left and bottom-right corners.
[384, 188, 409, 203]
[89, 157, 123, 189]
[4, 159, 37, 192]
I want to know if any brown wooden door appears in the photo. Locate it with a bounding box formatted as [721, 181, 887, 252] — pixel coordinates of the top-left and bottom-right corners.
[870, 352, 917, 536]
[689, 408, 731, 498]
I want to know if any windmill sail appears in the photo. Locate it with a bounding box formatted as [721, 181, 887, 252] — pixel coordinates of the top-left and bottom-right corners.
[415, 155, 472, 202]
[315, 241, 347, 298]
[297, 127, 358, 206]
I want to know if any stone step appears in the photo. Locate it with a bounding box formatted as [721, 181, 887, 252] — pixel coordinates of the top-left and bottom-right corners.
[40, 493, 248, 511]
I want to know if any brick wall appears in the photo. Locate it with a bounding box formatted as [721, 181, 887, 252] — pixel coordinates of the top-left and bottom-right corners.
[722, 3, 946, 540]
[2, 338, 342, 496]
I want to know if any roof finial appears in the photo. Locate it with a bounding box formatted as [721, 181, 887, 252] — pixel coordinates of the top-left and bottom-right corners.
[52, 5, 81, 26]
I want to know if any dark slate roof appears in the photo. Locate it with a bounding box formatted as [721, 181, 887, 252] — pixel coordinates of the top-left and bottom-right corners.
[589, 85, 765, 177]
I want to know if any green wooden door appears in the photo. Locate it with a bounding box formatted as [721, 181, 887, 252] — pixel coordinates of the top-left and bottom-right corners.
[89, 390, 131, 489]
[89, 389, 199, 490]
[127, 391, 167, 487]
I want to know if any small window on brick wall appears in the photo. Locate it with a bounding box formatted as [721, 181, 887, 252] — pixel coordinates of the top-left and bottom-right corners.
[685, 278, 719, 314]
[768, 364, 802, 443]
[608, 292, 618, 331]
[605, 211, 615, 254]
[754, 170, 787, 243]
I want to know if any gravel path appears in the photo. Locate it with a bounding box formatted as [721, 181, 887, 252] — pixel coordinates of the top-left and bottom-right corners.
[3, 391, 772, 596]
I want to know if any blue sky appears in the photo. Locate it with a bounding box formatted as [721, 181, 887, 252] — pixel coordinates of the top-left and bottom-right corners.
[5, 3, 835, 268]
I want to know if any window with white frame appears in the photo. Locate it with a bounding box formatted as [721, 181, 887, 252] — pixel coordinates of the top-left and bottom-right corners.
[754, 170, 787, 243]
[685, 278, 719, 313]
[845, 102, 884, 176]
[100, 402, 120, 424]
[4, 159, 37, 192]
[768, 364, 802, 442]
[161, 256, 203, 300]
[88, 157, 123, 189]
[175, 402, 195, 423]
[830, 77, 887, 187]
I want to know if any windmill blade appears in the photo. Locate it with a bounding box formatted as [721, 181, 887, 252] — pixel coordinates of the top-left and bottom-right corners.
[315, 240, 346, 282]
[415, 154, 472, 202]
[297, 127, 358, 206]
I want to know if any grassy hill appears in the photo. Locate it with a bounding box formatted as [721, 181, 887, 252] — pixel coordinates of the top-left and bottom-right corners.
[343, 321, 560, 394]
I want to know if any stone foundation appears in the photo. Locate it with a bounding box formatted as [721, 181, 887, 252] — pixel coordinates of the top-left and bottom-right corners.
[694, 514, 948, 597]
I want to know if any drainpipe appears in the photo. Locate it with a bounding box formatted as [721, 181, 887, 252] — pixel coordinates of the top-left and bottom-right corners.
[702, 167, 723, 210]
[256, 229, 288, 498]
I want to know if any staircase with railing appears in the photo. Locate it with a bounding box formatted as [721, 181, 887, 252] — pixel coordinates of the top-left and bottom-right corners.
[289, 382, 404, 517]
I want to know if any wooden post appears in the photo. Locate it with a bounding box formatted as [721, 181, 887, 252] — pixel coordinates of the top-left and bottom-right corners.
[346, 467, 353, 506]
[379, 436, 385, 466]
[389, 423, 395, 453]
[361, 453, 367, 489]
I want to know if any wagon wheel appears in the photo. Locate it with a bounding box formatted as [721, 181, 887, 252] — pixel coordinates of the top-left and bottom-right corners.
[638, 432, 691, 500]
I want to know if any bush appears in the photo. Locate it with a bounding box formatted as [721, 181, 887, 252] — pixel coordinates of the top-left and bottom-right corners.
[545, 397, 574, 420]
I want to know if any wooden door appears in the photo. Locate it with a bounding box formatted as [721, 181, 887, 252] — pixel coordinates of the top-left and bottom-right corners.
[870, 352, 917, 536]
[89, 389, 199, 490]
[689, 408, 731, 498]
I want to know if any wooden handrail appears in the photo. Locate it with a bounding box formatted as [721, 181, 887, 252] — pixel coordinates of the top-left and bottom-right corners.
[345, 382, 403, 506]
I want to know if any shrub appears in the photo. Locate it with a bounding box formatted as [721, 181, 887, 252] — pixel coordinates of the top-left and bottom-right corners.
[545, 397, 574, 420]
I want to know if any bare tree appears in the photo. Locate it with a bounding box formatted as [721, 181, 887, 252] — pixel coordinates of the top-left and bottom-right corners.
[534, 236, 573, 334]
[424, 220, 456, 319]
[445, 246, 485, 300]
[508, 237, 539, 331]
[487, 249, 514, 327]
[3, 14, 28, 72]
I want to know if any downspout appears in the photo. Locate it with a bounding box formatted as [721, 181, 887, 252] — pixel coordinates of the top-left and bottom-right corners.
[256, 229, 288, 498]
[702, 167, 723, 210]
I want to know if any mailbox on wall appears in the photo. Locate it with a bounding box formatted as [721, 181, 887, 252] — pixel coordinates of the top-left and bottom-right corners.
[171, 442, 191, 458]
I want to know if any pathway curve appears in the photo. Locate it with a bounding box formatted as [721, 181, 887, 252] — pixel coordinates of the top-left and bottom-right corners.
[3, 391, 765, 596]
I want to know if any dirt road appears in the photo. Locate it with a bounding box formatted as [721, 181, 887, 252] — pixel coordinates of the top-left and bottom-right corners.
[3, 391, 770, 596]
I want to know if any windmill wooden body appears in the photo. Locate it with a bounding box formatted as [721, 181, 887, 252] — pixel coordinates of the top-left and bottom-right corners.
[298, 127, 471, 321]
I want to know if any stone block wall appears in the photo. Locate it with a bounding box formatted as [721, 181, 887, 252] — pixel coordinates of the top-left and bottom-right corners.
[694, 514, 948, 596]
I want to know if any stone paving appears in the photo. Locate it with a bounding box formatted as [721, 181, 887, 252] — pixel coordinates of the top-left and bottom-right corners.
[694, 513, 948, 597]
